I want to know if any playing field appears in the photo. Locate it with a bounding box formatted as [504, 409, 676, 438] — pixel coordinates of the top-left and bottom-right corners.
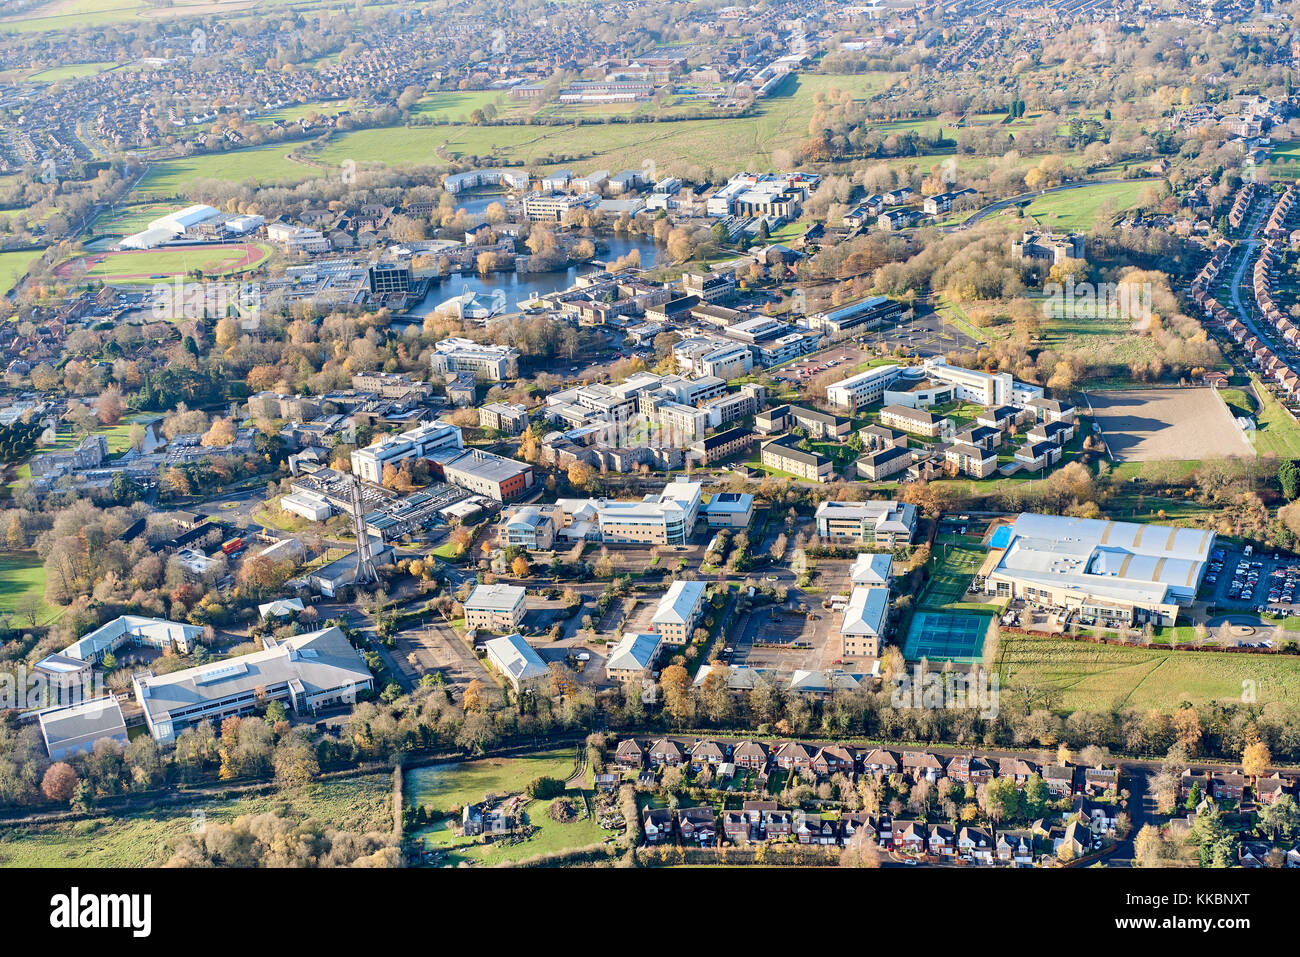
[1023, 180, 1148, 231]
[903, 611, 992, 663]
[998, 631, 1300, 711]
[1087, 387, 1254, 462]
[52, 242, 271, 283]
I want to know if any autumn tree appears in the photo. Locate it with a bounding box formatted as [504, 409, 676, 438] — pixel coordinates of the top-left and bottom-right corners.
[41, 762, 78, 804]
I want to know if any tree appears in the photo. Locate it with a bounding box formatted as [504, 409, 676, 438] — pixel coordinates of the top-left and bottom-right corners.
[5, 513, 24, 551]
[1243, 741, 1271, 780]
[273, 734, 320, 788]
[659, 664, 692, 723]
[1280, 459, 1300, 500]
[1133, 824, 1170, 868]
[200, 416, 236, 448]
[511, 555, 530, 578]
[94, 385, 126, 426]
[41, 762, 78, 803]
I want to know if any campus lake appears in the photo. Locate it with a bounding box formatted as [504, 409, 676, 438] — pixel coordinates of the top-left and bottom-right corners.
[406, 234, 662, 316]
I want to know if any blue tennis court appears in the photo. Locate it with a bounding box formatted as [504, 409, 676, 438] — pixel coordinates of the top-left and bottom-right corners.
[902, 611, 992, 663]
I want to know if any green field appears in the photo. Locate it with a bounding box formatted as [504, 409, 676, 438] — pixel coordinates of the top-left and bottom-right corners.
[1248, 375, 1300, 459]
[0, 551, 54, 626]
[411, 90, 513, 122]
[405, 748, 578, 813]
[28, 61, 116, 82]
[57, 243, 272, 283]
[0, 774, 393, 867]
[91, 201, 176, 235]
[997, 632, 1300, 712]
[1023, 180, 1148, 231]
[0, 248, 43, 295]
[305, 71, 897, 176]
[135, 144, 320, 196]
[406, 748, 615, 866]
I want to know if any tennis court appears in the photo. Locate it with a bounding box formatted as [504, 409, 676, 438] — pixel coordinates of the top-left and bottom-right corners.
[902, 611, 992, 663]
[919, 543, 983, 610]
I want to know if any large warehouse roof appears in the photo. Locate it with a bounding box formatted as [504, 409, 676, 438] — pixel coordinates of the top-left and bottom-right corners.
[990, 513, 1214, 605]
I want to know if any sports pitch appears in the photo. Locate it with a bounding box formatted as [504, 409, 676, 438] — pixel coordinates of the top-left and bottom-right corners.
[52, 243, 271, 284]
[1086, 387, 1254, 461]
[903, 611, 992, 663]
[919, 542, 983, 610]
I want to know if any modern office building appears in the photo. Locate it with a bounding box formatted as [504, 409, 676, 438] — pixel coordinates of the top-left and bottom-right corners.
[652, 580, 709, 645]
[840, 586, 889, 657]
[465, 583, 527, 632]
[815, 500, 918, 546]
[430, 337, 520, 381]
[595, 480, 702, 545]
[825, 364, 902, 412]
[350, 422, 464, 484]
[760, 438, 834, 481]
[133, 627, 373, 745]
[483, 633, 549, 693]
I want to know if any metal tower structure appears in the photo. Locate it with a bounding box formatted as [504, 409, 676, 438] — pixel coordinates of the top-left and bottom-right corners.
[350, 474, 379, 586]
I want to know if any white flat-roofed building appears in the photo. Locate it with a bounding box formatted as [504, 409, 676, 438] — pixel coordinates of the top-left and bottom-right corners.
[430, 337, 520, 381]
[596, 480, 702, 545]
[38, 697, 128, 759]
[484, 633, 549, 693]
[63, 615, 203, 664]
[652, 579, 708, 645]
[840, 586, 889, 657]
[465, 583, 527, 632]
[815, 500, 918, 546]
[984, 513, 1215, 627]
[350, 422, 463, 484]
[922, 358, 1043, 409]
[826, 363, 901, 411]
[133, 626, 373, 744]
[280, 490, 333, 522]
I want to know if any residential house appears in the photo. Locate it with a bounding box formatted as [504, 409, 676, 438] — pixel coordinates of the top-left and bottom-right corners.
[1043, 764, 1075, 797]
[733, 740, 769, 771]
[811, 745, 855, 778]
[616, 738, 645, 769]
[644, 808, 675, 844]
[648, 737, 686, 768]
[680, 807, 717, 845]
[902, 751, 945, 782]
[957, 826, 994, 863]
[947, 754, 994, 785]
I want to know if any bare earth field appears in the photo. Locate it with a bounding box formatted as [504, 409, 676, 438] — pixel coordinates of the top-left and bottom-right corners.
[1086, 387, 1253, 462]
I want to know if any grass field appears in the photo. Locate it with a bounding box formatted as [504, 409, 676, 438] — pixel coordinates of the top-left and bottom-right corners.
[305, 72, 899, 176]
[0, 248, 43, 295]
[1248, 375, 1300, 459]
[1023, 180, 1148, 231]
[135, 144, 320, 196]
[0, 551, 55, 626]
[997, 631, 1300, 712]
[91, 201, 176, 235]
[28, 61, 116, 82]
[405, 747, 614, 866]
[0, 774, 393, 867]
[405, 748, 578, 813]
[54, 243, 271, 283]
